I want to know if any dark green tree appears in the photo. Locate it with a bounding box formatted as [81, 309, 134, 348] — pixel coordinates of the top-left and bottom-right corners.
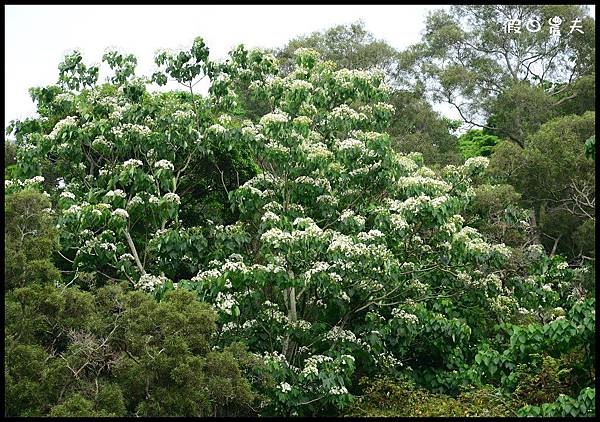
[489, 111, 595, 261]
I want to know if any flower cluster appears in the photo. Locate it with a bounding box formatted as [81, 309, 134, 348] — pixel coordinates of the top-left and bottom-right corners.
[215, 291, 237, 315]
[48, 116, 78, 140]
[92, 135, 113, 150]
[134, 273, 168, 291]
[462, 156, 489, 175]
[260, 110, 289, 126]
[208, 123, 226, 134]
[123, 158, 143, 168]
[111, 208, 129, 219]
[105, 189, 127, 199]
[154, 159, 174, 171]
[163, 192, 181, 204]
[397, 176, 452, 194]
[391, 308, 419, 325]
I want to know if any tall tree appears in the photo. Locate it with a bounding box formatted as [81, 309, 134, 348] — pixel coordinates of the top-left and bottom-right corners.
[274, 21, 461, 164]
[398, 5, 595, 146]
[489, 111, 595, 261]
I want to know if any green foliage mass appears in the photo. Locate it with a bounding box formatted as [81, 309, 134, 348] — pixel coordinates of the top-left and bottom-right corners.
[274, 21, 461, 165]
[5, 284, 259, 416]
[490, 111, 595, 261]
[4, 15, 595, 417]
[5, 190, 60, 290]
[346, 377, 518, 417]
[457, 129, 500, 159]
[4, 189, 262, 417]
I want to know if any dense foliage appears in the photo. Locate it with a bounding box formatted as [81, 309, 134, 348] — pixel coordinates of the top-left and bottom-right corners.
[4, 10, 595, 417]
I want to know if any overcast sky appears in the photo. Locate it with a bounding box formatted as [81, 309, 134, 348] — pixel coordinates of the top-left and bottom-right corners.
[4, 4, 596, 128]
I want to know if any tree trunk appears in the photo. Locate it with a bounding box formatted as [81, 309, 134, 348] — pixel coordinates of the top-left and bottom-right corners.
[529, 209, 541, 244]
[124, 230, 145, 275]
[282, 269, 297, 360]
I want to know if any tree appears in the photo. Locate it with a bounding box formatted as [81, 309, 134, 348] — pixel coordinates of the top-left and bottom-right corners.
[5, 284, 259, 416]
[6, 36, 594, 417]
[489, 111, 595, 261]
[274, 21, 461, 165]
[456, 129, 501, 159]
[178, 47, 587, 414]
[4, 188, 60, 290]
[5, 40, 273, 287]
[275, 21, 398, 77]
[399, 5, 595, 146]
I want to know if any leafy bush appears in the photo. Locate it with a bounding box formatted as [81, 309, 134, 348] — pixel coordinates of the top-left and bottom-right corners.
[346, 376, 517, 417]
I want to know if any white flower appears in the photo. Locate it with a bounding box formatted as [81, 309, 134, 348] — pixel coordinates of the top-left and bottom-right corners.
[215, 291, 237, 315]
[337, 138, 365, 152]
[289, 79, 313, 91]
[261, 228, 292, 248]
[391, 308, 419, 325]
[463, 156, 489, 175]
[111, 208, 129, 219]
[390, 214, 408, 231]
[278, 382, 292, 393]
[330, 104, 360, 121]
[261, 211, 280, 223]
[526, 244, 545, 260]
[260, 110, 289, 126]
[128, 195, 144, 206]
[325, 326, 358, 343]
[517, 307, 531, 315]
[122, 123, 151, 136]
[24, 176, 45, 185]
[241, 125, 257, 137]
[375, 101, 395, 114]
[105, 189, 127, 199]
[154, 159, 174, 171]
[60, 191, 76, 200]
[265, 141, 290, 155]
[163, 192, 181, 204]
[218, 114, 232, 125]
[123, 158, 143, 168]
[173, 109, 194, 120]
[339, 209, 365, 227]
[98, 242, 117, 253]
[293, 115, 312, 126]
[48, 116, 78, 140]
[135, 273, 168, 292]
[208, 124, 226, 134]
[54, 92, 74, 103]
[329, 385, 349, 395]
[65, 204, 82, 214]
[397, 176, 451, 193]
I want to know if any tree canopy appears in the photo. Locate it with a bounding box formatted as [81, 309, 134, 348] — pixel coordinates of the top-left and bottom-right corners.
[4, 16, 596, 417]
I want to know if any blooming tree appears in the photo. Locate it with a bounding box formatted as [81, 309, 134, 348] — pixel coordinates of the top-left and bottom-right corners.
[6, 39, 591, 417]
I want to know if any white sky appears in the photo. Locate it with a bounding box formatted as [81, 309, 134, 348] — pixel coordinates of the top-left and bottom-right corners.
[4, 5, 596, 129]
